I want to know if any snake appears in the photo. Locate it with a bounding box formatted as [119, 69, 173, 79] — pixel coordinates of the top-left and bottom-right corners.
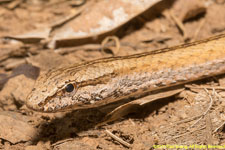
[26, 34, 225, 112]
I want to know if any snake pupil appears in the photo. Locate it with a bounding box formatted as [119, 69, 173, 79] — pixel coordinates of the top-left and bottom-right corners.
[65, 84, 74, 92]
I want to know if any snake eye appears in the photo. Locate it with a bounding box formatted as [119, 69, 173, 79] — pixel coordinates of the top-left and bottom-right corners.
[65, 83, 74, 92]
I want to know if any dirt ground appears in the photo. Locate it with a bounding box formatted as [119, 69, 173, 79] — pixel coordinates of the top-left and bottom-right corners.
[0, 0, 225, 149]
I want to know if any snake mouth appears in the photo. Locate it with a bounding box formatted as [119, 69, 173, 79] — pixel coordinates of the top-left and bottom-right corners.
[26, 100, 45, 112]
[26, 99, 59, 113]
[26, 91, 53, 112]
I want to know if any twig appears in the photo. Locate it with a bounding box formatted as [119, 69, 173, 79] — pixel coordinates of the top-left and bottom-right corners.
[101, 36, 120, 56]
[188, 88, 214, 129]
[51, 138, 74, 147]
[193, 19, 206, 40]
[169, 11, 187, 37]
[185, 85, 225, 90]
[105, 129, 131, 148]
[175, 114, 203, 125]
[213, 121, 225, 133]
[168, 126, 206, 141]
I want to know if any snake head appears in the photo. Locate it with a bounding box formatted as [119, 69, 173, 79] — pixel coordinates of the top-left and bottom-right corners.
[26, 62, 116, 112]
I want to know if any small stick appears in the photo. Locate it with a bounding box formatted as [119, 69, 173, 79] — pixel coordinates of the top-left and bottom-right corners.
[188, 88, 214, 129]
[105, 129, 131, 148]
[213, 121, 225, 133]
[185, 85, 225, 90]
[168, 126, 206, 140]
[169, 11, 187, 37]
